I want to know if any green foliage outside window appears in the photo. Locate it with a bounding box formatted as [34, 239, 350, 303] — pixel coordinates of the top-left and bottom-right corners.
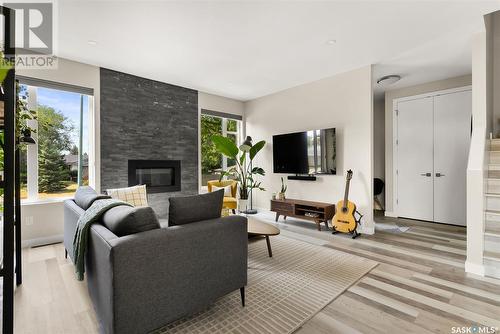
[37, 105, 74, 192]
[201, 115, 222, 175]
[227, 119, 237, 132]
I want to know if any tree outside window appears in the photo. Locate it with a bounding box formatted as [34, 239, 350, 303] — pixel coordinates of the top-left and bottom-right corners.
[200, 114, 240, 186]
[19, 84, 91, 200]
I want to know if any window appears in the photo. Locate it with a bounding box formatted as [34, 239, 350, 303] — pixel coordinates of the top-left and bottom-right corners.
[19, 82, 93, 200]
[200, 112, 241, 186]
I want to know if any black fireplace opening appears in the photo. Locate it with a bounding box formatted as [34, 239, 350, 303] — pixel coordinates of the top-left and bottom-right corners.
[128, 160, 181, 193]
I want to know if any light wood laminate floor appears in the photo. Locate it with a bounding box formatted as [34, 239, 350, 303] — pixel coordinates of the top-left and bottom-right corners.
[14, 212, 500, 333]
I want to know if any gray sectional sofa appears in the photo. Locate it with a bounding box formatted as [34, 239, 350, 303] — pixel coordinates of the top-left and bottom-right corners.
[64, 187, 248, 334]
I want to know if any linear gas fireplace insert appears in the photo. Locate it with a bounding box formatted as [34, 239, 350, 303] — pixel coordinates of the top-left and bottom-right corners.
[128, 160, 181, 193]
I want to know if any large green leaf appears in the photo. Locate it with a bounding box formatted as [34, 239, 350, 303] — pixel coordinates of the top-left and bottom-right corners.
[239, 143, 251, 152]
[251, 167, 265, 176]
[211, 135, 238, 158]
[239, 152, 246, 166]
[218, 170, 232, 182]
[249, 140, 266, 160]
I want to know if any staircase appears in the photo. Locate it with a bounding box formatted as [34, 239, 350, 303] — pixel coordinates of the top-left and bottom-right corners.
[485, 138, 500, 278]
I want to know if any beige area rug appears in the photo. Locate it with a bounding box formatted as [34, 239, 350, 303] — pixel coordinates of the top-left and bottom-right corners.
[155, 235, 378, 334]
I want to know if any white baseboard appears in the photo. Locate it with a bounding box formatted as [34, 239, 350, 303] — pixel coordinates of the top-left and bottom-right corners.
[465, 260, 485, 276]
[484, 264, 500, 279]
[384, 211, 397, 218]
[360, 224, 375, 235]
[22, 234, 63, 248]
[251, 206, 269, 213]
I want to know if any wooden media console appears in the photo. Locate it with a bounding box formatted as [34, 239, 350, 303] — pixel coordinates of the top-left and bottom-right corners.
[270, 198, 335, 231]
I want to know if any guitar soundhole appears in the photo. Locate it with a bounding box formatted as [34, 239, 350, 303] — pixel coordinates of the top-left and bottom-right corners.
[342, 207, 348, 214]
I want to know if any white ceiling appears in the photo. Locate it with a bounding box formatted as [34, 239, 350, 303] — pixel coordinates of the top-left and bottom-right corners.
[57, 1, 500, 101]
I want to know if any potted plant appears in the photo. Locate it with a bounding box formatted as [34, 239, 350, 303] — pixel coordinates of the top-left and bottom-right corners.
[279, 177, 287, 200]
[211, 135, 266, 211]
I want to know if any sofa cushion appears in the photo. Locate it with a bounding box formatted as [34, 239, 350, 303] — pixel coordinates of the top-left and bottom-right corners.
[101, 206, 160, 237]
[168, 190, 224, 226]
[107, 184, 148, 207]
[212, 184, 232, 197]
[74, 186, 110, 210]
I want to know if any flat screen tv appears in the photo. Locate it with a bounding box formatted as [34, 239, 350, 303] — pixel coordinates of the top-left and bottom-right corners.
[273, 128, 336, 175]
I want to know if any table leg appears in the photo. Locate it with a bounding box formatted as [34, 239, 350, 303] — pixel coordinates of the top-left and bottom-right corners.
[324, 220, 330, 231]
[316, 221, 321, 231]
[275, 212, 279, 222]
[265, 236, 273, 257]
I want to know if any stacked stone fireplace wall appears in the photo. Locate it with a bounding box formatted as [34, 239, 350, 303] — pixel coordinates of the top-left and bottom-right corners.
[100, 68, 199, 217]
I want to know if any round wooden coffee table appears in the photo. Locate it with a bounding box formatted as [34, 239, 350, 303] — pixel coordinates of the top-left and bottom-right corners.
[247, 217, 280, 257]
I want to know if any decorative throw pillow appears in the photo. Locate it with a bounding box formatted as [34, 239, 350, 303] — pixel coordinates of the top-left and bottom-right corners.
[107, 185, 148, 207]
[74, 186, 110, 210]
[168, 190, 224, 226]
[102, 206, 160, 237]
[212, 184, 232, 197]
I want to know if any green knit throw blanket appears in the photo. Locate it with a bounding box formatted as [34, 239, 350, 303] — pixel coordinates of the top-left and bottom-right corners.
[73, 198, 132, 281]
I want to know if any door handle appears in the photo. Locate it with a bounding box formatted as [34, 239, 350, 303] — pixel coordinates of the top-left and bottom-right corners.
[420, 173, 432, 177]
[436, 173, 445, 177]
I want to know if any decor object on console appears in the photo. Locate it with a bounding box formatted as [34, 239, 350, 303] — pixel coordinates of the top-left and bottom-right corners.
[271, 198, 335, 231]
[207, 179, 237, 214]
[211, 134, 266, 214]
[279, 177, 287, 200]
[107, 184, 148, 207]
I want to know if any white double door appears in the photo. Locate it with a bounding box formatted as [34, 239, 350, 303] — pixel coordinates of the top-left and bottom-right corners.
[397, 89, 471, 226]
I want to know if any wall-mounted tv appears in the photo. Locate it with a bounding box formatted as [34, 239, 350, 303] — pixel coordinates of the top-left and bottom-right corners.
[273, 128, 336, 175]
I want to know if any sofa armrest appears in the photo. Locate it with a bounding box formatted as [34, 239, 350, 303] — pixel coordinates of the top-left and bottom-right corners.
[107, 215, 247, 334]
[86, 224, 119, 334]
[63, 199, 85, 261]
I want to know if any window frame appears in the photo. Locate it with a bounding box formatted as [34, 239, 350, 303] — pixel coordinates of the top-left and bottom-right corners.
[200, 110, 242, 189]
[19, 80, 95, 202]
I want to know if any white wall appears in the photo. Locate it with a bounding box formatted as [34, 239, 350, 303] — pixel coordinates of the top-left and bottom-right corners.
[373, 98, 385, 208]
[384, 74, 472, 215]
[20, 201, 65, 247]
[466, 32, 488, 276]
[18, 57, 100, 247]
[490, 11, 500, 137]
[245, 66, 375, 234]
[198, 91, 244, 116]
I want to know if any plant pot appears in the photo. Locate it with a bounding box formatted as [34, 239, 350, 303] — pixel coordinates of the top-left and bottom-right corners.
[238, 198, 248, 212]
[278, 192, 286, 200]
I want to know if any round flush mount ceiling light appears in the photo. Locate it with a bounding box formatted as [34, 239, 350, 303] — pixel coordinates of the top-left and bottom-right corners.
[377, 75, 401, 86]
[326, 39, 337, 45]
[87, 40, 98, 46]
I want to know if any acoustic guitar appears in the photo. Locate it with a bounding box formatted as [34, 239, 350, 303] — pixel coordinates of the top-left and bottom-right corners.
[332, 169, 359, 237]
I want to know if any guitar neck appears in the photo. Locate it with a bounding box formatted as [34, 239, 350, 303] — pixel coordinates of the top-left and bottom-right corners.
[343, 178, 351, 208]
